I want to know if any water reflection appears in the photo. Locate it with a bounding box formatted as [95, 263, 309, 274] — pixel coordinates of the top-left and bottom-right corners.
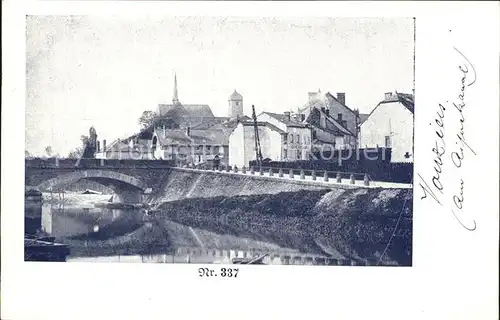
[41, 201, 344, 265]
[42, 204, 138, 238]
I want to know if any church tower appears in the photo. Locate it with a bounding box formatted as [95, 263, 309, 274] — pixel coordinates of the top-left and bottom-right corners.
[173, 73, 180, 105]
[228, 90, 243, 118]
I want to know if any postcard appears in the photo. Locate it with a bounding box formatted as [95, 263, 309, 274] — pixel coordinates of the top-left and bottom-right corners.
[1, 1, 498, 319]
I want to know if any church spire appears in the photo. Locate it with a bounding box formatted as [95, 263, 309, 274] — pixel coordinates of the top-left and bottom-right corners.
[173, 73, 179, 104]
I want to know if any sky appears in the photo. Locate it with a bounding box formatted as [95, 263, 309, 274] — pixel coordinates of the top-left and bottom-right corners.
[26, 16, 414, 156]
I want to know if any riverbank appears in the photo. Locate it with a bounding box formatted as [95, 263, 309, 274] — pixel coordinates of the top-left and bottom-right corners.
[154, 187, 412, 265]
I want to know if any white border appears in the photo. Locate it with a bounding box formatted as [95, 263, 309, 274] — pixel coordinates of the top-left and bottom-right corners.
[2, 2, 499, 319]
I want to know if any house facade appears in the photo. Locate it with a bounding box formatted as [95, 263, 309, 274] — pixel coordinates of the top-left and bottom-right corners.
[151, 126, 230, 166]
[229, 121, 286, 168]
[296, 90, 359, 150]
[256, 112, 312, 161]
[95, 138, 154, 160]
[359, 92, 414, 163]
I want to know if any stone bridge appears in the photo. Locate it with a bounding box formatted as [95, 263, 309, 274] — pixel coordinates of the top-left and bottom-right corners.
[25, 159, 175, 204]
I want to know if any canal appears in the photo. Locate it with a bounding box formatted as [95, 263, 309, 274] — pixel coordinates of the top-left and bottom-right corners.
[39, 194, 342, 265]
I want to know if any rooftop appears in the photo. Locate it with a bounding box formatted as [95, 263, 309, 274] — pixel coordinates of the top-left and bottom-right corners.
[261, 112, 309, 128]
[240, 120, 286, 134]
[155, 127, 230, 146]
[229, 90, 243, 101]
[379, 92, 414, 114]
[158, 103, 215, 118]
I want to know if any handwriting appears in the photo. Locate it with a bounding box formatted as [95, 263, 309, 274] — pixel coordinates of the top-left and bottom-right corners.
[418, 46, 477, 232]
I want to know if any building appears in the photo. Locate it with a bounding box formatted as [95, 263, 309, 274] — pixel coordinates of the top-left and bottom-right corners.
[256, 112, 312, 161]
[296, 90, 360, 150]
[228, 90, 244, 118]
[157, 74, 221, 128]
[96, 74, 249, 164]
[229, 121, 287, 168]
[95, 137, 153, 160]
[359, 92, 414, 163]
[151, 123, 231, 166]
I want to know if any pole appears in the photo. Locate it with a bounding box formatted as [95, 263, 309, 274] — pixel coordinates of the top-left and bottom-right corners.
[251, 105, 263, 167]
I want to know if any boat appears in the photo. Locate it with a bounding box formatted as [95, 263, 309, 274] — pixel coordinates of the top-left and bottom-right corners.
[25, 233, 56, 243]
[232, 253, 268, 265]
[81, 189, 103, 195]
[94, 202, 148, 210]
[24, 236, 71, 262]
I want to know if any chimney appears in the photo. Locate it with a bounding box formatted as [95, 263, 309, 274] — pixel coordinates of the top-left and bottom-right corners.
[103, 139, 106, 151]
[284, 111, 291, 122]
[385, 92, 393, 100]
[337, 93, 346, 105]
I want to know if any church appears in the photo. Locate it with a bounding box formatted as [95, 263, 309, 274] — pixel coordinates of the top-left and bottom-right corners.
[95, 74, 248, 166]
[150, 74, 249, 166]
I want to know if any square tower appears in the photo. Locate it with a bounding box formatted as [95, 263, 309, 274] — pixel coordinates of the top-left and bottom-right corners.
[228, 90, 243, 118]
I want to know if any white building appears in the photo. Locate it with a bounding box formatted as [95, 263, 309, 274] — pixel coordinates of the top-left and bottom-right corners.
[95, 138, 154, 160]
[256, 112, 312, 161]
[229, 121, 286, 168]
[151, 126, 230, 166]
[359, 92, 414, 163]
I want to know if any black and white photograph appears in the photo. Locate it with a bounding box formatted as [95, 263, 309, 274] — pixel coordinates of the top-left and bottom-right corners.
[24, 16, 415, 266]
[2, 2, 499, 320]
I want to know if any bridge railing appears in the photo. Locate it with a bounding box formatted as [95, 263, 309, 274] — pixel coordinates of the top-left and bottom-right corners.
[175, 163, 374, 186]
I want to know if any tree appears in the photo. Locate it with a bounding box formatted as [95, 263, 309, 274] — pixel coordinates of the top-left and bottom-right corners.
[138, 111, 157, 130]
[44, 146, 53, 158]
[68, 147, 84, 159]
[82, 126, 98, 158]
[81, 135, 89, 146]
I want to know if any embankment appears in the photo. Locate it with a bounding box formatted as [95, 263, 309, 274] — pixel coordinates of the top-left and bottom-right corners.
[152, 169, 413, 265]
[148, 169, 330, 204]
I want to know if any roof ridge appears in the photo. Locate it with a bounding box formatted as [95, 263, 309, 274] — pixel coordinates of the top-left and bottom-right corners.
[325, 92, 358, 116]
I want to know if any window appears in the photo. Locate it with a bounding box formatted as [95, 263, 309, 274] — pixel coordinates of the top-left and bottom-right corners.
[296, 135, 300, 144]
[283, 149, 288, 159]
[297, 150, 302, 159]
[290, 134, 294, 143]
[338, 113, 343, 121]
[385, 136, 391, 148]
[236, 102, 240, 106]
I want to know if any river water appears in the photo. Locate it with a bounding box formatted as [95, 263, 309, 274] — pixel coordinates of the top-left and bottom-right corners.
[39, 198, 342, 265]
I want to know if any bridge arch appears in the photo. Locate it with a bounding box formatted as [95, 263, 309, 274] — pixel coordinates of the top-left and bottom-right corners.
[36, 169, 147, 192]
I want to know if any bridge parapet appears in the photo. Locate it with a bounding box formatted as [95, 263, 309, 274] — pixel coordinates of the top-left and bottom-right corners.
[25, 159, 175, 198]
